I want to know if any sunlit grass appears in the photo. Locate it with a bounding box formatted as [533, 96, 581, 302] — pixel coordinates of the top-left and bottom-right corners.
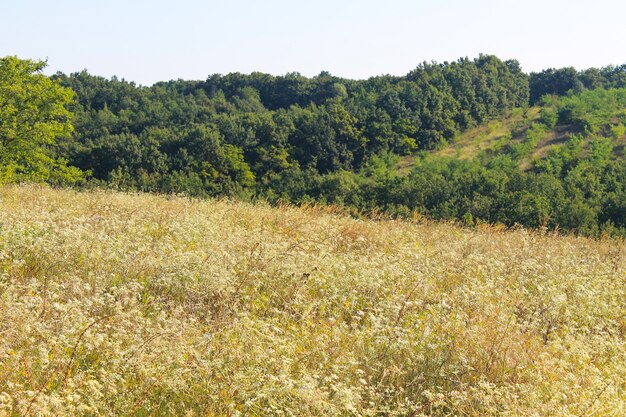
[434, 107, 542, 161]
[0, 185, 624, 416]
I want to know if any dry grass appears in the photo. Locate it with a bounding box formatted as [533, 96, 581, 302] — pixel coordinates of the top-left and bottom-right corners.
[0, 185, 624, 416]
[433, 108, 540, 160]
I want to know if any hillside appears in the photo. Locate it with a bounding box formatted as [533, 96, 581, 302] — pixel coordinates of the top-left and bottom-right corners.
[4, 55, 626, 236]
[54, 64, 626, 236]
[1, 185, 624, 416]
[386, 88, 626, 236]
[433, 91, 626, 168]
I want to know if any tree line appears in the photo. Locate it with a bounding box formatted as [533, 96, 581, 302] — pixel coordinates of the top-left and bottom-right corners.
[2, 55, 626, 235]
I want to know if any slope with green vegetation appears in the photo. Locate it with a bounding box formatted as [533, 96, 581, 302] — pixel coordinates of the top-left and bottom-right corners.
[3, 55, 626, 235]
[0, 185, 624, 416]
[406, 87, 626, 234]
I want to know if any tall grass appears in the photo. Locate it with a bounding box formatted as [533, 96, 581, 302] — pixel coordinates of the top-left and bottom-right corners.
[0, 185, 624, 416]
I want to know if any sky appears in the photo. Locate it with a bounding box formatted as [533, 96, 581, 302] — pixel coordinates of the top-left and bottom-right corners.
[2, 0, 626, 85]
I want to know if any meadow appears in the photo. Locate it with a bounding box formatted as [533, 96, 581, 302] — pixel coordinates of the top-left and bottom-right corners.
[0, 185, 624, 416]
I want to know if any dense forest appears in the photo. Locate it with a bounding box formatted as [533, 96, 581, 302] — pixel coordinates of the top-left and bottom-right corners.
[2, 55, 626, 235]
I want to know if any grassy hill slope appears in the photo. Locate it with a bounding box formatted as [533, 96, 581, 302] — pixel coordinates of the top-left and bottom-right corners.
[430, 98, 626, 171]
[431, 106, 580, 171]
[433, 107, 543, 161]
[0, 186, 625, 416]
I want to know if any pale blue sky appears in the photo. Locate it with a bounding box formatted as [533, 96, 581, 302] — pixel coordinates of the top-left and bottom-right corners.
[2, 0, 625, 85]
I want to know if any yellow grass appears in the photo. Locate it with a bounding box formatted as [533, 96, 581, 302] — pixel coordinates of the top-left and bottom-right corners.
[0, 185, 624, 416]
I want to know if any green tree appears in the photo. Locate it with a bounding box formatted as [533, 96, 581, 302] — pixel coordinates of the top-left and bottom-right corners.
[0, 56, 84, 183]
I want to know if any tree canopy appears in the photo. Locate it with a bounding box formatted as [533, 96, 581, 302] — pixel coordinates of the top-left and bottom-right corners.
[0, 56, 84, 183]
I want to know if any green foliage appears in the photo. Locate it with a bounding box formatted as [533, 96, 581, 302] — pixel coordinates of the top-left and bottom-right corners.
[47, 54, 530, 198]
[539, 107, 558, 128]
[0, 56, 85, 184]
[5, 54, 626, 236]
[557, 88, 626, 133]
[529, 64, 626, 104]
[610, 122, 625, 139]
[509, 123, 547, 160]
[529, 67, 582, 104]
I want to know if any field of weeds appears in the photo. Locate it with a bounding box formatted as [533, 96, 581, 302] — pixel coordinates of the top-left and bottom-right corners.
[0, 185, 624, 416]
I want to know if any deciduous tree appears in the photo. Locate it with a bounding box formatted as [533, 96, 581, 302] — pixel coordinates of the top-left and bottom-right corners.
[0, 56, 84, 183]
